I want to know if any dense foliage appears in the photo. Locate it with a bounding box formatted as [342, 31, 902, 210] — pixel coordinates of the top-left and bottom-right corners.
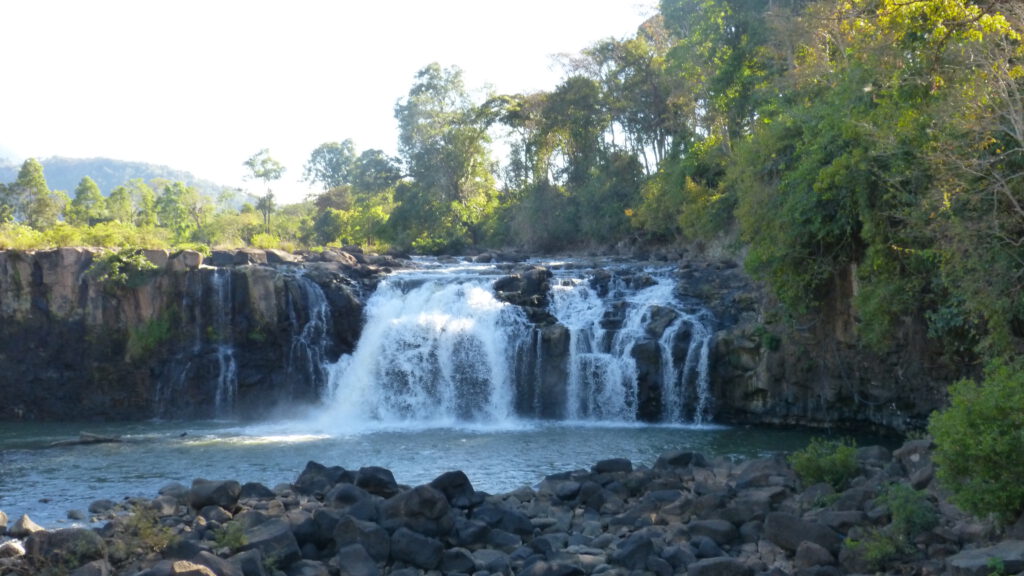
[929, 359, 1024, 523]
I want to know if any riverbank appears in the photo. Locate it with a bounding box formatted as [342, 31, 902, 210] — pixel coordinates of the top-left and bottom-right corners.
[1, 438, 1021, 576]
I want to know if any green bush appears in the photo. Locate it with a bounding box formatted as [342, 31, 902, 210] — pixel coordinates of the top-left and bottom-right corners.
[843, 483, 937, 570]
[87, 249, 158, 288]
[929, 358, 1024, 524]
[789, 436, 859, 491]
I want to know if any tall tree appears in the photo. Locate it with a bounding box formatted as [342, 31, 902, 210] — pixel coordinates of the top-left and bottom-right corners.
[67, 176, 107, 226]
[10, 159, 61, 230]
[391, 63, 497, 249]
[244, 149, 285, 234]
[303, 140, 357, 191]
[106, 185, 134, 223]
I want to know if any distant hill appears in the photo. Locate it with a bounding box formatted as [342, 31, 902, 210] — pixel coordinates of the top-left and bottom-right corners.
[0, 156, 227, 196]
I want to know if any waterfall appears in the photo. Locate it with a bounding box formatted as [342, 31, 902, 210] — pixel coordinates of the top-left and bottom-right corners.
[321, 260, 715, 427]
[324, 268, 531, 426]
[284, 272, 331, 395]
[154, 267, 238, 419]
[210, 269, 237, 415]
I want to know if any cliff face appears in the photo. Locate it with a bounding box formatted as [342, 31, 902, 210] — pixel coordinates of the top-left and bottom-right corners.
[694, 258, 959, 433]
[0, 248, 374, 421]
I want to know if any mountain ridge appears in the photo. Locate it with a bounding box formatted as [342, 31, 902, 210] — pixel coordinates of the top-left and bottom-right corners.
[0, 155, 228, 196]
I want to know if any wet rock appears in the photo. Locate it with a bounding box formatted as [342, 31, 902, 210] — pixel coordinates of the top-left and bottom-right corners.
[0, 539, 25, 558]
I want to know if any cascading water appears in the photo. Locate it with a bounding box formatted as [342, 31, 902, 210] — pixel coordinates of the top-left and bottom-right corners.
[321, 260, 715, 427]
[284, 272, 331, 395]
[155, 268, 238, 419]
[323, 265, 532, 427]
[210, 268, 238, 415]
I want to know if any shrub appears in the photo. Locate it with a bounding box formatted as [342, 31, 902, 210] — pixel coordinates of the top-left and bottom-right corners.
[250, 232, 280, 250]
[929, 358, 1024, 523]
[87, 249, 158, 288]
[843, 483, 937, 570]
[789, 436, 859, 490]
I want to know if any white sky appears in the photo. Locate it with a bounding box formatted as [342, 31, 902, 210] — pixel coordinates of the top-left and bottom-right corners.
[1, 1, 658, 203]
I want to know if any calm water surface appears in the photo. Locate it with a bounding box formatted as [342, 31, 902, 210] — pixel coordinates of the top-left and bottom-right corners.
[0, 419, 864, 527]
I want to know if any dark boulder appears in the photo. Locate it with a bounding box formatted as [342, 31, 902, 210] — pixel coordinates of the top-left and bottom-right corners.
[188, 479, 241, 511]
[379, 485, 454, 537]
[389, 526, 443, 569]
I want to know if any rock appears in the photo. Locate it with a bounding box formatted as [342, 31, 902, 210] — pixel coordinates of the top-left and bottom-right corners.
[688, 519, 739, 545]
[0, 539, 26, 558]
[519, 560, 586, 576]
[240, 482, 277, 500]
[764, 513, 842, 554]
[389, 526, 443, 569]
[795, 541, 835, 568]
[295, 461, 350, 497]
[265, 249, 299, 264]
[234, 249, 267, 266]
[442, 547, 477, 573]
[323, 483, 377, 521]
[284, 559, 329, 576]
[69, 559, 113, 576]
[334, 543, 379, 576]
[380, 485, 454, 537]
[473, 548, 512, 574]
[238, 518, 302, 569]
[9, 514, 45, 538]
[946, 540, 1024, 576]
[88, 499, 117, 514]
[192, 550, 244, 576]
[655, 451, 709, 470]
[687, 557, 753, 576]
[472, 504, 535, 536]
[609, 532, 654, 570]
[169, 249, 203, 270]
[0, 509, 6, 534]
[592, 458, 633, 474]
[333, 515, 390, 562]
[893, 438, 933, 476]
[67, 509, 86, 520]
[25, 528, 108, 569]
[430, 470, 478, 508]
[188, 479, 241, 511]
[355, 466, 399, 498]
[169, 560, 217, 576]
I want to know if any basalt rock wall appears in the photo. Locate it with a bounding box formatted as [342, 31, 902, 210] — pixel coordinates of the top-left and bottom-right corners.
[0, 247, 383, 421]
[672, 253, 959, 433]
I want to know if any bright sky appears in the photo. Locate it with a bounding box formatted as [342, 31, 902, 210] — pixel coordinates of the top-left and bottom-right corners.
[1, 1, 658, 204]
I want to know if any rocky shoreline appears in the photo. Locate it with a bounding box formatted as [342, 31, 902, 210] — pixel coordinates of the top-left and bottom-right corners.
[1, 438, 1022, 576]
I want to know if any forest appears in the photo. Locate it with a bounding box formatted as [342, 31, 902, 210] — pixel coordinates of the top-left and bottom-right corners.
[2, 0, 1023, 367]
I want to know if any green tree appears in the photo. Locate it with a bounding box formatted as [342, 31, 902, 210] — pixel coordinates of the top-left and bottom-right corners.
[244, 149, 285, 235]
[106, 185, 135, 223]
[11, 159, 62, 230]
[67, 176, 107, 226]
[303, 140, 357, 191]
[391, 63, 498, 250]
